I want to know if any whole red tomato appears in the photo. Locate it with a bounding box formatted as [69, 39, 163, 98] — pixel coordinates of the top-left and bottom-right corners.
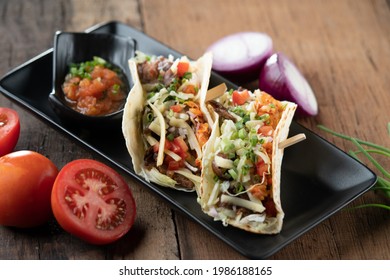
[0, 107, 20, 157]
[0, 151, 59, 227]
[51, 159, 136, 245]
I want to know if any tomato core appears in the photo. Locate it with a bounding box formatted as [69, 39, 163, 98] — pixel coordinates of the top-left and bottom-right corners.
[65, 168, 127, 231]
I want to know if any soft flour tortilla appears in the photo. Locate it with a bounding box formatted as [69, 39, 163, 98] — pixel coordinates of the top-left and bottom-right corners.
[198, 91, 297, 234]
[122, 52, 213, 191]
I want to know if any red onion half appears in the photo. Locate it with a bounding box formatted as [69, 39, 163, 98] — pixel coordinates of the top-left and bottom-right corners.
[207, 32, 273, 84]
[259, 52, 318, 117]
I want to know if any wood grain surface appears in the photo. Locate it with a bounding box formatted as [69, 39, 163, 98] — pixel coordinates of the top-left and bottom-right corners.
[0, 0, 389, 260]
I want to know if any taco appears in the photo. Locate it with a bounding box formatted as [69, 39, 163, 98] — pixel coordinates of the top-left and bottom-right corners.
[198, 88, 297, 233]
[122, 51, 213, 191]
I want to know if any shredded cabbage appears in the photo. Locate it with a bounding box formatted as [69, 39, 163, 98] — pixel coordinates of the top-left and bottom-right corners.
[207, 181, 221, 206]
[164, 150, 182, 161]
[169, 91, 195, 100]
[220, 194, 265, 213]
[239, 214, 266, 224]
[214, 155, 234, 169]
[148, 101, 166, 166]
[174, 169, 201, 185]
[145, 167, 177, 187]
[145, 135, 158, 146]
[148, 119, 161, 136]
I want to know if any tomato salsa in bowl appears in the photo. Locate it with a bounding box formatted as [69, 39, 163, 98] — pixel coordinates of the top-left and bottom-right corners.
[49, 31, 136, 128]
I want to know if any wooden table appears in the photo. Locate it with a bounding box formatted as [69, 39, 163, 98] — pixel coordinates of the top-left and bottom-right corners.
[1, 0, 389, 260]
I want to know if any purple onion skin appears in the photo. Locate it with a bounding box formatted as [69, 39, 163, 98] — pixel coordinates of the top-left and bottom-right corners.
[259, 52, 318, 117]
[207, 32, 273, 85]
[214, 57, 270, 85]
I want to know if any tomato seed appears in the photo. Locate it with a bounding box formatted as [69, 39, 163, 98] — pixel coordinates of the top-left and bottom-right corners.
[75, 168, 117, 195]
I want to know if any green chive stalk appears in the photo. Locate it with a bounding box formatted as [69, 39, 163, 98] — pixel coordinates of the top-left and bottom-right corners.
[318, 123, 390, 208]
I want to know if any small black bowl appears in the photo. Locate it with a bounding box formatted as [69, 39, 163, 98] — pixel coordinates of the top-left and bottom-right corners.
[48, 31, 136, 129]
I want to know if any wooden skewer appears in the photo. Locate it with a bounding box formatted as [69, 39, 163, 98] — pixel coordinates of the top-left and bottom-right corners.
[279, 133, 306, 149]
[205, 83, 227, 102]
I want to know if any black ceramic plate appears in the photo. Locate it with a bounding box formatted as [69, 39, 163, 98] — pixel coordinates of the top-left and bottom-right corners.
[0, 21, 377, 259]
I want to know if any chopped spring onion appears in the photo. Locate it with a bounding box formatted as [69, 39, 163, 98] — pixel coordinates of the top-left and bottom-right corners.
[228, 169, 238, 180]
[238, 128, 247, 139]
[166, 133, 175, 141]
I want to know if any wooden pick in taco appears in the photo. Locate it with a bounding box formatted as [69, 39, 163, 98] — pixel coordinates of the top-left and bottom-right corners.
[198, 88, 298, 233]
[122, 51, 213, 191]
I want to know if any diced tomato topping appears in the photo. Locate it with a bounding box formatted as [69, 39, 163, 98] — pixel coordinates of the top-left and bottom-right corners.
[232, 89, 250, 105]
[164, 154, 185, 171]
[177, 61, 189, 77]
[173, 136, 189, 153]
[257, 125, 273, 136]
[182, 84, 196, 94]
[255, 158, 268, 177]
[167, 159, 185, 171]
[153, 136, 191, 170]
[170, 104, 183, 113]
[169, 142, 182, 155]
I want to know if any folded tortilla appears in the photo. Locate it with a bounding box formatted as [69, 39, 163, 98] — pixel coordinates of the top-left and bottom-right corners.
[122, 51, 213, 191]
[197, 89, 297, 234]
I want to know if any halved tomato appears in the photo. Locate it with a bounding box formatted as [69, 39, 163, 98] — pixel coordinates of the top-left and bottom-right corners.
[0, 107, 20, 157]
[51, 159, 136, 245]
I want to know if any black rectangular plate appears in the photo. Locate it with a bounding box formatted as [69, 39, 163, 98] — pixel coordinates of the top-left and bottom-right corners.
[0, 21, 377, 259]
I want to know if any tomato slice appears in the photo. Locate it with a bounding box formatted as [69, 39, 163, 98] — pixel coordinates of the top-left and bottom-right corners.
[51, 159, 136, 245]
[0, 107, 20, 157]
[232, 89, 250, 105]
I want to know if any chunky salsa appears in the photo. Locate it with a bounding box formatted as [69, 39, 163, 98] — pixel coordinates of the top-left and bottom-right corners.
[62, 56, 127, 116]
